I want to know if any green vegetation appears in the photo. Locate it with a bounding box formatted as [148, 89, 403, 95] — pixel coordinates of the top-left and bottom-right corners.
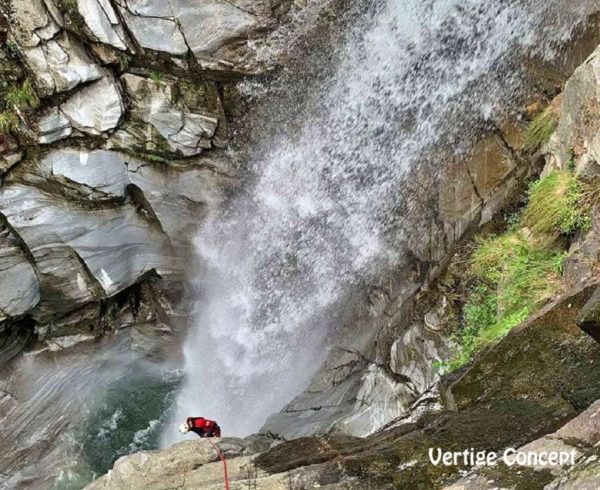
[0, 79, 39, 134]
[59, 0, 78, 9]
[149, 70, 165, 85]
[523, 170, 590, 238]
[55, 0, 86, 34]
[117, 52, 131, 72]
[445, 169, 594, 371]
[126, 150, 169, 164]
[5, 79, 39, 110]
[447, 231, 565, 371]
[524, 108, 559, 150]
[3, 40, 19, 59]
[0, 111, 19, 133]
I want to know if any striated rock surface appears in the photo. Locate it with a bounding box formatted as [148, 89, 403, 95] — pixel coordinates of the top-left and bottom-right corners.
[60, 76, 125, 134]
[0, 223, 40, 321]
[114, 74, 224, 157]
[77, 0, 128, 50]
[0, 147, 230, 326]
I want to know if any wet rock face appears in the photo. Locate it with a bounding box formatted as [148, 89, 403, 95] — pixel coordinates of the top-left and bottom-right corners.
[547, 44, 600, 177]
[258, 12, 600, 441]
[0, 1, 297, 486]
[113, 74, 226, 157]
[0, 147, 229, 327]
[0, 0, 289, 347]
[85, 287, 600, 489]
[0, 223, 40, 322]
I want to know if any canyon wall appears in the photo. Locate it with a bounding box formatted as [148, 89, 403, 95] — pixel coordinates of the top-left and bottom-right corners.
[86, 38, 600, 490]
[2, 1, 600, 489]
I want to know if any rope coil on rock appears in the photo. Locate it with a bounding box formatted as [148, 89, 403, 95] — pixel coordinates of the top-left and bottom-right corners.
[208, 438, 230, 490]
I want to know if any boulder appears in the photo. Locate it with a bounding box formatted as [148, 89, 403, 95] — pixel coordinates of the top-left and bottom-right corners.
[60, 76, 125, 134]
[168, 0, 259, 56]
[37, 107, 73, 144]
[41, 149, 129, 199]
[86, 438, 255, 490]
[21, 32, 102, 96]
[115, 74, 224, 157]
[117, 6, 187, 56]
[77, 0, 128, 50]
[8, 0, 62, 48]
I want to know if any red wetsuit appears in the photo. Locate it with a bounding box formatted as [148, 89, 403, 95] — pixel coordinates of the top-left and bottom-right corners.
[186, 417, 221, 438]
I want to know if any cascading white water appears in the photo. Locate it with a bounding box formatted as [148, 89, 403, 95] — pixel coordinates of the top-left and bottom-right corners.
[164, 0, 597, 442]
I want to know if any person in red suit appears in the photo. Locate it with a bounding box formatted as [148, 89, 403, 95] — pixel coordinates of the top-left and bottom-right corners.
[180, 417, 221, 438]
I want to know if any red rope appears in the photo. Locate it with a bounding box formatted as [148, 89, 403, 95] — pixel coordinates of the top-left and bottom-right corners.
[208, 437, 230, 490]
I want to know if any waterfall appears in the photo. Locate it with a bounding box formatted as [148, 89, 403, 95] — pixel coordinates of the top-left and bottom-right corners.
[164, 0, 596, 442]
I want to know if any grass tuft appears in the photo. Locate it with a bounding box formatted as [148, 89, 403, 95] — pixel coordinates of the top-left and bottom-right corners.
[524, 108, 559, 150]
[117, 53, 131, 72]
[149, 70, 165, 85]
[444, 167, 593, 372]
[0, 111, 19, 134]
[0, 79, 40, 134]
[523, 171, 590, 239]
[5, 79, 39, 110]
[446, 230, 565, 371]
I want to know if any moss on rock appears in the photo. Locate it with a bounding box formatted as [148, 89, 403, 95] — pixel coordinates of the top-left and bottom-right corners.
[252, 286, 600, 489]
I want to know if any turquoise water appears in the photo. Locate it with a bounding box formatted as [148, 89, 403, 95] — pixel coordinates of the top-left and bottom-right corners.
[56, 367, 182, 489]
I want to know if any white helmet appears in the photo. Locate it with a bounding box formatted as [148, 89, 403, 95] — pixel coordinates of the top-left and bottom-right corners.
[179, 423, 189, 434]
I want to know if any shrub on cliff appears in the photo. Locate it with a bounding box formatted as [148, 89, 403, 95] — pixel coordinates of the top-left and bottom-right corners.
[0, 78, 39, 135]
[446, 170, 593, 371]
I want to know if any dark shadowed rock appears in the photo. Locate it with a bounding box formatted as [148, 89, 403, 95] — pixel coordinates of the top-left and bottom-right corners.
[576, 285, 600, 343]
